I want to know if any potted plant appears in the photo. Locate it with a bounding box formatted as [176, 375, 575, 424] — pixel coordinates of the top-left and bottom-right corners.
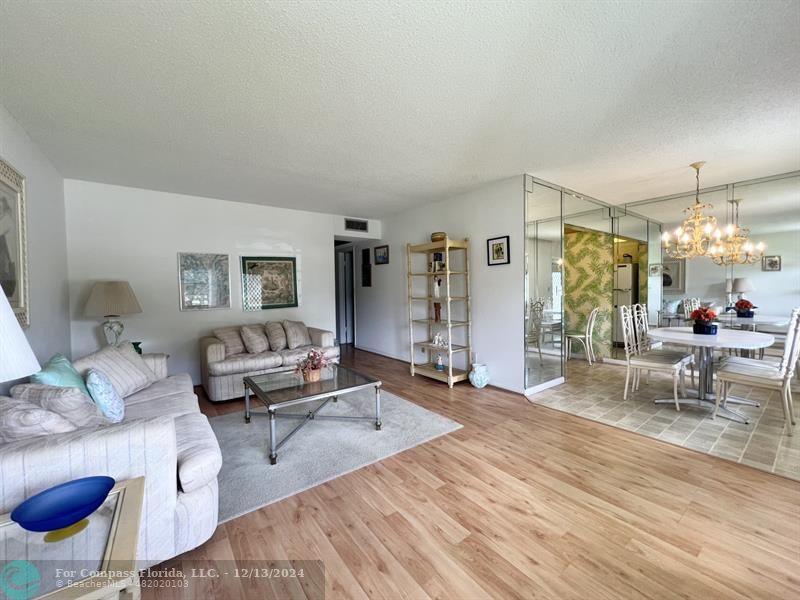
[296, 349, 329, 382]
[690, 306, 718, 335]
[734, 298, 756, 318]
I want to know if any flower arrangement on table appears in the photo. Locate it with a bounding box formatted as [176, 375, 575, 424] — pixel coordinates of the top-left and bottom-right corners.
[734, 299, 756, 318]
[296, 349, 330, 382]
[690, 307, 718, 335]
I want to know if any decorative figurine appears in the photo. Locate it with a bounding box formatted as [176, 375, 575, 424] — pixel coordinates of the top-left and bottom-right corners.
[435, 353, 445, 371]
[433, 276, 442, 322]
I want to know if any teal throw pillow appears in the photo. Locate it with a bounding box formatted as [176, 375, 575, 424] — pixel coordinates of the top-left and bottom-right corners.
[31, 353, 91, 397]
[85, 369, 125, 423]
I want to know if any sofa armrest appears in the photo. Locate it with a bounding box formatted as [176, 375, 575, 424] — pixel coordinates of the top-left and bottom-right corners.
[308, 327, 335, 348]
[200, 336, 227, 365]
[0, 417, 179, 567]
[175, 413, 222, 493]
[141, 353, 169, 380]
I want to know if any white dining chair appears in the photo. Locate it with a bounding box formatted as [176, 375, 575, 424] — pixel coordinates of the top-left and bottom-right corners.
[633, 303, 695, 386]
[620, 305, 693, 409]
[566, 307, 599, 365]
[526, 300, 545, 365]
[682, 298, 700, 321]
[715, 307, 800, 433]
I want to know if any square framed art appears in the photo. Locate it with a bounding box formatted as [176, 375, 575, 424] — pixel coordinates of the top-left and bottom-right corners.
[178, 252, 230, 311]
[487, 235, 510, 266]
[374, 245, 389, 265]
[241, 256, 298, 310]
[762, 255, 781, 271]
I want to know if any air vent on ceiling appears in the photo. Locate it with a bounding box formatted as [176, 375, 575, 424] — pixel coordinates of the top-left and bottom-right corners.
[344, 218, 369, 232]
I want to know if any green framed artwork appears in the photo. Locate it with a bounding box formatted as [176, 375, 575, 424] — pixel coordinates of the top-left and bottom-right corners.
[240, 256, 298, 310]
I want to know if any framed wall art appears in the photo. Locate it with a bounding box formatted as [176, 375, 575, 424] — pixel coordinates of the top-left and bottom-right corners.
[178, 252, 230, 311]
[487, 235, 510, 266]
[0, 156, 29, 327]
[662, 258, 686, 294]
[762, 255, 781, 272]
[374, 245, 389, 265]
[361, 248, 372, 287]
[241, 256, 298, 310]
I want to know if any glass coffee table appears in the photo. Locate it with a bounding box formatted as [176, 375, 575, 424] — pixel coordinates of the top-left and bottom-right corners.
[244, 365, 382, 465]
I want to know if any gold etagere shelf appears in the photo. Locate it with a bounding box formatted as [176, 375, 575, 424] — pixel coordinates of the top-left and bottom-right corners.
[406, 236, 472, 388]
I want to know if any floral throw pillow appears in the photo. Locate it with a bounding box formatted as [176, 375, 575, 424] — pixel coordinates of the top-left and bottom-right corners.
[85, 369, 125, 423]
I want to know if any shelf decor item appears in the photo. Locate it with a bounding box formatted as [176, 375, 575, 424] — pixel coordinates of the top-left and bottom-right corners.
[691, 307, 718, 335]
[469, 363, 490, 388]
[407, 236, 472, 388]
[296, 348, 329, 382]
[430, 232, 447, 242]
[734, 298, 756, 318]
[11, 476, 115, 532]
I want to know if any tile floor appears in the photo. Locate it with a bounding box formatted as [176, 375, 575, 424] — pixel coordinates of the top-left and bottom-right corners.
[530, 360, 800, 480]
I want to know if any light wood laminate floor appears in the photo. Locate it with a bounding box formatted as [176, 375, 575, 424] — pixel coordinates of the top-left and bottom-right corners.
[142, 347, 800, 599]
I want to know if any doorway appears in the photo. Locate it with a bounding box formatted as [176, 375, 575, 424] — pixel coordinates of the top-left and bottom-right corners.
[335, 245, 355, 345]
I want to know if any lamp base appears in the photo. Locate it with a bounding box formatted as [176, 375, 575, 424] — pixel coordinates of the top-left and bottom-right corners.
[102, 320, 124, 346]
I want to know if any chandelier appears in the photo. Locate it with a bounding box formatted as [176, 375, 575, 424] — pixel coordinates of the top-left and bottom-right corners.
[661, 161, 721, 259]
[709, 199, 765, 265]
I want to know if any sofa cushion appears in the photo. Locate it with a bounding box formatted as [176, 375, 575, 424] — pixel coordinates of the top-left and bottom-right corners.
[31, 353, 91, 397]
[86, 369, 125, 423]
[125, 393, 199, 420]
[240, 325, 269, 354]
[124, 374, 195, 406]
[208, 351, 282, 376]
[0, 397, 76, 443]
[10, 383, 108, 428]
[73, 345, 151, 398]
[116, 341, 158, 383]
[213, 327, 245, 356]
[283, 320, 312, 349]
[175, 413, 222, 493]
[265, 321, 287, 351]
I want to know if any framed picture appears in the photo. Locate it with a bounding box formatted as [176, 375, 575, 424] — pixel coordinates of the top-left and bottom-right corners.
[178, 253, 230, 311]
[0, 156, 29, 327]
[762, 255, 781, 272]
[241, 256, 298, 310]
[361, 248, 372, 287]
[374, 245, 389, 265]
[662, 258, 685, 294]
[487, 235, 510, 266]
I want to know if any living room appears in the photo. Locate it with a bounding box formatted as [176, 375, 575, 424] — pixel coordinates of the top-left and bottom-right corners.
[1, 2, 799, 599]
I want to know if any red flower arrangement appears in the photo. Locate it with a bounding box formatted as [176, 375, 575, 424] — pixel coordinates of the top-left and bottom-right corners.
[296, 349, 329, 382]
[690, 307, 717, 323]
[735, 299, 755, 310]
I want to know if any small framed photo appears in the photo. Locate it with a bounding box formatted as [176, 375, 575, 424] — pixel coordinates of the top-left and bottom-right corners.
[487, 235, 510, 266]
[374, 245, 389, 265]
[762, 255, 781, 271]
[648, 264, 663, 278]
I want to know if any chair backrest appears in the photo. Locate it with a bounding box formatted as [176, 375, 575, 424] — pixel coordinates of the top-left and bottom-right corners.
[779, 307, 800, 378]
[529, 300, 545, 334]
[682, 298, 700, 319]
[619, 305, 638, 360]
[585, 307, 600, 338]
[632, 304, 651, 352]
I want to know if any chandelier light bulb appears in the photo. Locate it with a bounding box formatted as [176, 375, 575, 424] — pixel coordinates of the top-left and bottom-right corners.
[703, 223, 713, 234]
[662, 232, 670, 242]
[756, 242, 765, 251]
[675, 227, 683, 236]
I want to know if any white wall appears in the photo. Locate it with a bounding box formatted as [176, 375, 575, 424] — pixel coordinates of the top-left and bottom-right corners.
[665, 230, 800, 315]
[0, 104, 70, 394]
[65, 180, 339, 383]
[354, 177, 525, 393]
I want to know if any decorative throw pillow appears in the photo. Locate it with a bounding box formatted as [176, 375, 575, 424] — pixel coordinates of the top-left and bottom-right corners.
[283, 320, 312, 349]
[116, 341, 158, 383]
[85, 369, 125, 423]
[73, 345, 150, 398]
[0, 397, 76, 443]
[213, 327, 246, 356]
[240, 325, 269, 354]
[265, 321, 287, 351]
[10, 384, 108, 428]
[30, 354, 91, 397]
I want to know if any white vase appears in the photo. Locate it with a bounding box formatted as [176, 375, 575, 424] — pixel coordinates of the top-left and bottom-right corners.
[469, 364, 489, 388]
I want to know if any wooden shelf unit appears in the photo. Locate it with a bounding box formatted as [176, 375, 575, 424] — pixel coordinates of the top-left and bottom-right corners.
[406, 237, 472, 388]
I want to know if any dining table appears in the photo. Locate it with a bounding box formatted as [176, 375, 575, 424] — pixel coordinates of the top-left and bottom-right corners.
[647, 326, 775, 423]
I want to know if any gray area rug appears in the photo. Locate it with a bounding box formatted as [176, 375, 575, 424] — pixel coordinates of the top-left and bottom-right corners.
[210, 388, 462, 523]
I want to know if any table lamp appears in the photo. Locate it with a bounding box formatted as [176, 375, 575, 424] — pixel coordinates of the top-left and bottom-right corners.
[0, 291, 40, 384]
[725, 278, 733, 308]
[732, 277, 754, 300]
[84, 281, 142, 346]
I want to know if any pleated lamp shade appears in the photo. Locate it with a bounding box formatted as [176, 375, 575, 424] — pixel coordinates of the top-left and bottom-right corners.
[84, 281, 142, 318]
[0, 291, 40, 382]
[732, 278, 754, 294]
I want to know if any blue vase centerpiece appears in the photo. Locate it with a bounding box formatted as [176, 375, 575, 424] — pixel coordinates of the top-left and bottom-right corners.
[469, 364, 490, 388]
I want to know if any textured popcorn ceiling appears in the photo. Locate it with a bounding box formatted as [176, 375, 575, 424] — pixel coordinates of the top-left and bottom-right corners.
[0, 0, 798, 217]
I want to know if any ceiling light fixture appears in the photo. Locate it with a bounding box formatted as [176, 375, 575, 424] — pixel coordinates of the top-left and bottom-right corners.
[708, 198, 765, 265]
[661, 161, 721, 260]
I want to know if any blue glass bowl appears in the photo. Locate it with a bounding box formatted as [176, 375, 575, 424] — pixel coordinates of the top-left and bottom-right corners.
[11, 476, 115, 532]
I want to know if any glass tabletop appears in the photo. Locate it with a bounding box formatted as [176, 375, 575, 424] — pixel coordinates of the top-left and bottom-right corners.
[245, 365, 379, 407]
[0, 491, 120, 596]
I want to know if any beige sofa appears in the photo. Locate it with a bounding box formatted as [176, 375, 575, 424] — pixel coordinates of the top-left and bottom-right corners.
[200, 320, 340, 402]
[0, 351, 221, 569]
